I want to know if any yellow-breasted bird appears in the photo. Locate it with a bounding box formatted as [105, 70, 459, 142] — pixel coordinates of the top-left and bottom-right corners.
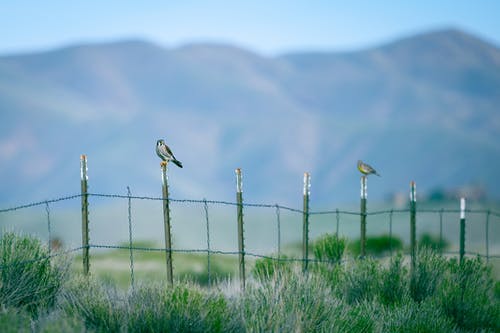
[357, 160, 380, 177]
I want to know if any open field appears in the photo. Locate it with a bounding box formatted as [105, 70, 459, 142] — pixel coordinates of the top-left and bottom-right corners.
[1, 232, 499, 332]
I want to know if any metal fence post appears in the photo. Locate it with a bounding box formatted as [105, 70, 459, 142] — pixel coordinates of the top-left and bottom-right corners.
[485, 210, 490, 263]
[235, 168, 245, 291]
[45, 201, 52, 254]
[203, 199, 211, 287]
[302, 172, 311, 272]
[80, 155, 90, 276]
[439, 208, 444, 255]
[410, 181, 417, 272]
[161, 162, 173, 286]
[127, 186, 135, 290]
[360, 176, 367, 258]
[459, 197, 466, 264]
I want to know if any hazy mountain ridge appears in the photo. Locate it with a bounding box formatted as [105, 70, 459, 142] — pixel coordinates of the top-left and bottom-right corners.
[0, 28, 499, 206]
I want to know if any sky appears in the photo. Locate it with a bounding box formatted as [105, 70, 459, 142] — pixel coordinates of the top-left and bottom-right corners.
[1, 1, 499, 56]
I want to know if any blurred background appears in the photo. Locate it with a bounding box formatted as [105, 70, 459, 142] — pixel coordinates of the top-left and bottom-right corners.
[0, 1, 499, 259]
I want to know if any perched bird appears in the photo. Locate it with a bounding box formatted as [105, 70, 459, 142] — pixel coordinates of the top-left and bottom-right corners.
[156, 139, 183, 168]
[357, 160, 380, 177]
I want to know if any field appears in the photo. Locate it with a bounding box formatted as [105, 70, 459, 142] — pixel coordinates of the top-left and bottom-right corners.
[0, 232, 499, 332]
[1, 195, 499, 283]
[1, 196, 500, 331]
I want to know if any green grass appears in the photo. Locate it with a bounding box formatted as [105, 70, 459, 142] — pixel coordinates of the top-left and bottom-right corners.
[0, 232, 68, 316]
[73, 240, 239, 288]
[348, 234, 404, 256]
[1, 232, 499, 332]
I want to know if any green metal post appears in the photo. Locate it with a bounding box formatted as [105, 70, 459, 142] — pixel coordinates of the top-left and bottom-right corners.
[360, 176, 367, 258]
[80, 155, 90, 276]
[235, 168, 245, 291]
[302, 172, 311, 272]
[410, 181, 417, 273]
[459, 198, 466, 265]
[486, 210, 490, 263]
[161, 162, 173, 286]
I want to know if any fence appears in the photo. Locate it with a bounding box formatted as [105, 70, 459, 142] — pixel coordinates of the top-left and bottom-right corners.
[1, 155, 499, 291]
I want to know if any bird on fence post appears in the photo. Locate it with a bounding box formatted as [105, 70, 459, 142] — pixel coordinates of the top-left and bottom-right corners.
[156, 139, 183, 168]
[357, 160, 380, 177]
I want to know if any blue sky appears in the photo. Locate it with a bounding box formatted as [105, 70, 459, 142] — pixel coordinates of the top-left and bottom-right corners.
[1, 1, 499, 55]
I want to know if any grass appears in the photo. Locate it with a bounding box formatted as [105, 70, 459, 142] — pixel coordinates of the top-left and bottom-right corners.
[73, 240, 238, 288]
[348, 234, 404, 256]
[0, 232, 68, 316]
[1, 232, 499, 332]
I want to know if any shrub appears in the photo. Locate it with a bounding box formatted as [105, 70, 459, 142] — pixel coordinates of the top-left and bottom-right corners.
[0, 306, 31, 333]
[410, 248, 447, 302]
[252, 255, 292, 279]
[342, 258, 380, 304]
[126, 283, 241, 333]
[312, 233, 345, 264]
[436, 257, 500, 331]
[495, 280, 500, 300]
[378, 298, 456, 333]
[348, 235, 403, 257]
[378, 254, 409, 306]
[418, 233, 449, 252]
[0, 232, 67, 316]
[34, 310, 87, 333]
[239, 271, 373, 332]
[62, 276, 124, 332]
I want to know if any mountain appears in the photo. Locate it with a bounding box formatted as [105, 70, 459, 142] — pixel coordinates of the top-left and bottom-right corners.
[0, 28, 499, 207]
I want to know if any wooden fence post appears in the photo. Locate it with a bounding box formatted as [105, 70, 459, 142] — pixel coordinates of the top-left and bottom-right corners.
[235, 168, 245, 291]
[360, 176, 367, 258]
[459, 197, 466, 264]
[161, 162, 173, 286]
[302, 172, 311, 272]
[80, 155, 90, 276]
[410, 181, 417, 272]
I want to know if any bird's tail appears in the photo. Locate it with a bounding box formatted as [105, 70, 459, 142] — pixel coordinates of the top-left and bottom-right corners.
[172, 159, 183, 168]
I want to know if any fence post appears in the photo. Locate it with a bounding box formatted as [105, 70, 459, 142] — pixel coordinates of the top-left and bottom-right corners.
[302, 172, 311, 272]
[459, 197, 466, 264]
[80, 155, 90, 276]
[235, 168, 245, 291]
[410, 181, 417, 272]
[360, 176, 367, 258]
[161, 162, 173, 286]
[127, 186, 135, 290]
[203, 199, 211, 287]
[486, 210, 490, 263]
[439, 209, 444, 255]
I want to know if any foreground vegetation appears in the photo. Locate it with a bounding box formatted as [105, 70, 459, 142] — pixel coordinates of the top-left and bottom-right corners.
[0, 232, 498, 332]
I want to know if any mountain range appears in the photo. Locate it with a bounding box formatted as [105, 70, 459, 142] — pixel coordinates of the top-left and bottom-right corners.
[0, 28, 499, 207]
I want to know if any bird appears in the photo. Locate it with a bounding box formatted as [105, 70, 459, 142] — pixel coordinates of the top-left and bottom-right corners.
[156, 139, 183, 168]
[357, 160, 380, 177]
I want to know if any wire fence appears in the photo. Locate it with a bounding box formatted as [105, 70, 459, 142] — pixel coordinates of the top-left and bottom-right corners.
[1, 191, 499, 289]
[0, 158, 499, 289]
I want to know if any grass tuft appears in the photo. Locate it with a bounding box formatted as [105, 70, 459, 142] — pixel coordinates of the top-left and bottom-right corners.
[0, 232, 67, 316]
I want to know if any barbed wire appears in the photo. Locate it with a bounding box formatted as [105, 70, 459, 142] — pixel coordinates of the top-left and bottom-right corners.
[0, 194, 82, 213]
[1, 192, 499, 217]
[1, 191, 499, 281]
[2, 242, 498, 272]
[0, 246, 84, 270]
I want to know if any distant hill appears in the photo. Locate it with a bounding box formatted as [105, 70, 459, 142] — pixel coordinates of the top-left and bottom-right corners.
[0, 28, 499, 206]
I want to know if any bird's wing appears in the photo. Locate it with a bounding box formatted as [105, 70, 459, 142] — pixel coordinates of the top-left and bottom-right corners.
[158, 144, 171, 157]
[166, 145, 177, 159]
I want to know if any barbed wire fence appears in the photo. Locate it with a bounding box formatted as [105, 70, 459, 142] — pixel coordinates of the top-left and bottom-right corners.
[0, 156, 499, 292]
